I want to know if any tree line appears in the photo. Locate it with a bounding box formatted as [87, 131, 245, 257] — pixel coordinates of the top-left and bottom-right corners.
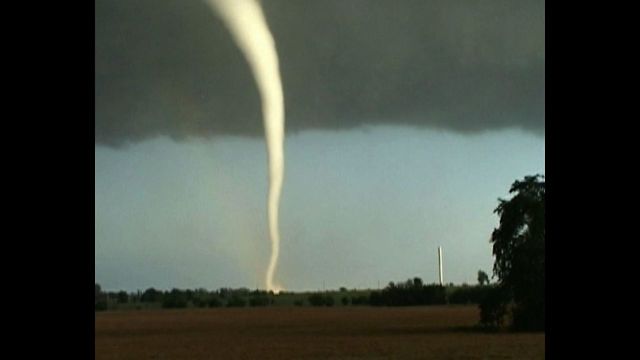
[95, 278, 494, 311]
[95, 286, 275, 310]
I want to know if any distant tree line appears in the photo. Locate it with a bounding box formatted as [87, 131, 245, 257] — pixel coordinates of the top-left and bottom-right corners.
[307, 293, 335, 307]
[303, 277, 494, 307]
[368, 278, 446, 306]
[95, 279, 495, 311]
[95, 285, 278, 310]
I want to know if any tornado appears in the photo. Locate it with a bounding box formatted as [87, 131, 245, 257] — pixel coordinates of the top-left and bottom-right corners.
[206, 0, 285, 292]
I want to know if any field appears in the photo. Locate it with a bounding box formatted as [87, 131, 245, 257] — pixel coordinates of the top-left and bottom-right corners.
[95, 305, 544, 359]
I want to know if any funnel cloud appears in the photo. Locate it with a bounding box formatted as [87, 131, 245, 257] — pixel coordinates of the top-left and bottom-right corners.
[205, 0, 285, 292]
[95, 0, 544, 147]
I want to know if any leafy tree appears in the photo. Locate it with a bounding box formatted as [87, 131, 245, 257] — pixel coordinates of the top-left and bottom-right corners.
[95, 283, 107, 311]
[306, 293, 335, 306]
[482, 174, 545, 331]
[208, 297, 222, 307]
[191, 288, 210, 308]
[130, 290, 142, 303]
[307, 293, 326, 306]
[353, 294, 370, 306]
[117, 291, 129, 304]
[141, 288, 163, 303]
[479, 285, 509, 328]
[249, 295, 270, 307]
[162, 289, 187, 308]
[368, 278, 445, 306]
[95, 301, 108, 311]
[324, 295, 335, 307]
[185, 289, 194, 303]
[477, 270, 490, 286]
[368, 292, 382, 306]
[226, 295, 247, 307]
[448, 285, 491, 305]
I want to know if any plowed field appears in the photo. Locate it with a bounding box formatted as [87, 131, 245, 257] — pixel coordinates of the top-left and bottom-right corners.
[95, 305, 544, 359]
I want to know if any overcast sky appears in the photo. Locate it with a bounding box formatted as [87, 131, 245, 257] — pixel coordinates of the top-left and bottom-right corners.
[95, 0, 544, 292]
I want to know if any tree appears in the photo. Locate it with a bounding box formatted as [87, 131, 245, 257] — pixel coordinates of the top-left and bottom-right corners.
[324, 295, 335, 307]
[307, 293, 326, 306]
[249, 295, 270, 307]
[208, 297, 222, 307]
[482, 174, 545, 331]
[162, 289, 188, 308]
[95, 283, 107, 311]
[479, 285, 509, 328]
[477, 270, 490, 286]
[141, 288, 163, 303]
[117, 290, 129, 304]
[226, 294, 247, 307]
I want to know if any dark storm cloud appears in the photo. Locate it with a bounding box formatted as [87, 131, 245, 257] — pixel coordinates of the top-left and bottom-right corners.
[95, 0, 544, 146]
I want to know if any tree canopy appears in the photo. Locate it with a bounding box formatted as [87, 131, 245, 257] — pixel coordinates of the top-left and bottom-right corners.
[477, 270, 490, 286]
[483, 174, 545, 331]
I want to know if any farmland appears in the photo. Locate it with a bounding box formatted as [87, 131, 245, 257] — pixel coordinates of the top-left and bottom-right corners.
[95, 305, 544, 359]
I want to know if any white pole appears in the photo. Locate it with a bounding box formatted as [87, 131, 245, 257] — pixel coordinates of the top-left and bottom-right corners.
[438, 246, 443, 286]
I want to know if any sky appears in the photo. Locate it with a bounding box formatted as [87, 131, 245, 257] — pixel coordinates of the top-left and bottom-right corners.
[95, 0, 544, 292]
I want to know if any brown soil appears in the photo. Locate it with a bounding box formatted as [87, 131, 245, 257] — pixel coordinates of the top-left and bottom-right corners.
[95, 305, 544, 359]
